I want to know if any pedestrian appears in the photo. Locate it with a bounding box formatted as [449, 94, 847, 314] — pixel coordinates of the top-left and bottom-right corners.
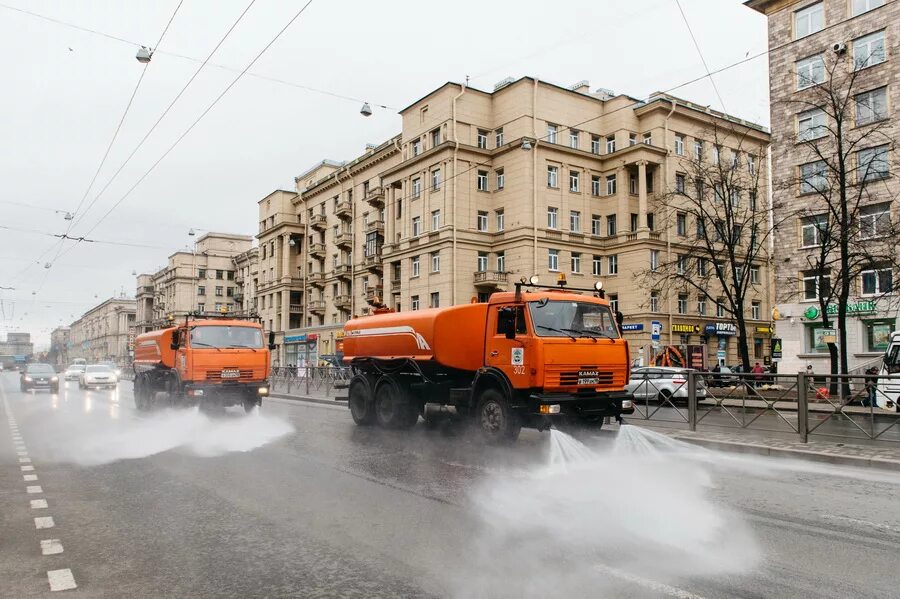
[711, 362, 721, 387]
[751, 362, 765, 387]
[864, 366, 878, 408]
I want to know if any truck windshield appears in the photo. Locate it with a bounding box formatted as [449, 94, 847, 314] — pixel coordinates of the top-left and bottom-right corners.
[528, 300, 619, 339]
[190, 326, 263, 349]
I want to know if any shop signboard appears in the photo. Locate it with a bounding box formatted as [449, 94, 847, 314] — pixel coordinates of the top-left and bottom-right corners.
[620, 323, 644, 332]
[284, 334, 307, 343]
[705, 322, 736, 336]
[672, 323, 701, 334]
[687, 345, 706, 370]
[803, 301, 877, 321]
[771, 338, 783, 361]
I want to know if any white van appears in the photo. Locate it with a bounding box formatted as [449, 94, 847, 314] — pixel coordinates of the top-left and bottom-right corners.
[877, 331, 900, 410]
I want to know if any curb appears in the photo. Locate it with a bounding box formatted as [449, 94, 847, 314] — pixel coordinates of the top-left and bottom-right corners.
[669, 435, 900, 472]
[270, 393, 347, 407]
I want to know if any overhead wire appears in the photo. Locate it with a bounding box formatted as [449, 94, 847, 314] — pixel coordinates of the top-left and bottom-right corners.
[672, 0, 728, 113]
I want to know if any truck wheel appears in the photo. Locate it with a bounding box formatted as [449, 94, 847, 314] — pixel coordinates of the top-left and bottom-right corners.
[348, 376, 376, 426]
[243, 399, 259, 414]
[477, 388, 521, 442]
[374, 378, 416, 429]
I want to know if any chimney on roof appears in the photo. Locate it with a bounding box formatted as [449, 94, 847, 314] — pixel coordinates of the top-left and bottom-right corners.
[593, 87, 615, 101]
[569, 80, 590, 94]
[365, 143, 376, 153]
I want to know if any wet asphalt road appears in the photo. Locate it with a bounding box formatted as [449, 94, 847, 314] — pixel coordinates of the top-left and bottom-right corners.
[2, 371, 900, 599]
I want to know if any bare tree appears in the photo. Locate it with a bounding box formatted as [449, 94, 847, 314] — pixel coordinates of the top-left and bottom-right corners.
[643, 125, 777, 371]
[776, 47, 899, 379]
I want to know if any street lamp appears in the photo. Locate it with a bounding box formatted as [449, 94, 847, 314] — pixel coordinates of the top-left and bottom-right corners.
[521, 138, 534, 151]
[360, 102, 373, 117]
[136, 46, 153, 64]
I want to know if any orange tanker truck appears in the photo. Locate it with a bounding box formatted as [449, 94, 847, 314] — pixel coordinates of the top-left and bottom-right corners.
[132, 314, 274, 412]
[342, 276, 633, 441]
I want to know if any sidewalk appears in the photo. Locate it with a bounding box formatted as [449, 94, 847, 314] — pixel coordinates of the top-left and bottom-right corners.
[632, 421, 900, 472]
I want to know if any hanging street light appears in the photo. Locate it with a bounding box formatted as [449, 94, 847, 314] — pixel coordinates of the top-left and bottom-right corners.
[136, 46, 153, 64]
[360, 102, 373, 117]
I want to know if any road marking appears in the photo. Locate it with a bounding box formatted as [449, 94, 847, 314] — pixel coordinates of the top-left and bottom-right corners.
[47, 568, 77, 591]
[35, 516, 55, 529]
[19, 457, 31, 463]
[594, 564, 708, 599]
[31, 499, 48, 509]
[41, 539, 64, 555]
[21, 465, 34, 471]
[24, 474, 38, 481]
[26, 485, 43, 494]
[16, 450, 28, 456]
[822, 514, 900, 535]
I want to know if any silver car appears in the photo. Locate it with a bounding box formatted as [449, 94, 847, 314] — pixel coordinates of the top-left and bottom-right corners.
[625, 367, 707, 403]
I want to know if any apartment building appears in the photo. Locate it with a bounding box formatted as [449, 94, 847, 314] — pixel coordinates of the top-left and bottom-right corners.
[0, 332, 34, 358]
[68, 297, 136, 364]
[233, 246, 259, 316]
[286, 77, 771, 365]
[747, 0, 898, 372]
[49, 327, 70, 366]
[135, 232, 253, 330]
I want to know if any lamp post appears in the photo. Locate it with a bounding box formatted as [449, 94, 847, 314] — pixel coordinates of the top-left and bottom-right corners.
[188, 228, 209, 315]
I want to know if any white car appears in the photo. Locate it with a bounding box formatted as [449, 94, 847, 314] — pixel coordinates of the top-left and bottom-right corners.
[79, 365, 118, 390]
[64, 364, 86, 381]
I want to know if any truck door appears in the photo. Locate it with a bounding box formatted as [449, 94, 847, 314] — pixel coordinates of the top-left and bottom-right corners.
[486, 304, 531, 389]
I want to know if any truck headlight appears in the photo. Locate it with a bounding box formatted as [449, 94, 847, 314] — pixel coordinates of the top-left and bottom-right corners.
[539, 404, 561, 414]
[622, 400, 633, 409]
[258, 386, 269, 395]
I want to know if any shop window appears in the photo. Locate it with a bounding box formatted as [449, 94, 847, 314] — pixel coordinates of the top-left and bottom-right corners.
[866, 319, 894, 352]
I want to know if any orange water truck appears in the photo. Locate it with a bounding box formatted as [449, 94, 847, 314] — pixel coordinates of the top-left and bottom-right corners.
[341, 275, 633, 441]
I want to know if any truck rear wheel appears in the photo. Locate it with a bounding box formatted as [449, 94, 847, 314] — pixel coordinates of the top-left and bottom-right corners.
[374, 378, 417, 429]
[349, 376, 376, 426]
[477, 388, 521, 442]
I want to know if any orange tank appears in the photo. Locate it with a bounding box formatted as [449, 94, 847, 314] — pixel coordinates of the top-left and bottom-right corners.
[343, 303, 489, 372]
[133, 327, 177, 370]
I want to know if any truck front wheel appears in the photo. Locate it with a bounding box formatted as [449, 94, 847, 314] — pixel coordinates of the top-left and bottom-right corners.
[349, 376, 376, 426]
[477, 388, 521, 442]
[374, 378, 417, 429]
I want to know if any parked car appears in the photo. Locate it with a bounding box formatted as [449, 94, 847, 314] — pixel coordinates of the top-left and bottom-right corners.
[625, 367, 707, 403]
[64, 364, 86, 381]
[707, 366, 739, 387]
[79, 364, 118, 390]
[20, 363, 59, 393]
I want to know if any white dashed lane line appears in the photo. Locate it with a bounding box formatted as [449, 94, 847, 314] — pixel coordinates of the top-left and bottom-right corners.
[31, 499, 49, 509]
[21, 465, 34, 471]
[24, 474, 38, 481]
[26, 485, 43, 494]
[47, 569, 77, 591]
[41, 539, 64, 556]
[35, 516, 55, 529]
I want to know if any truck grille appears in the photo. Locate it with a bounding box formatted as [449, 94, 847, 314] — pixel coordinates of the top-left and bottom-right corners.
[545, 366, 616, 388]
[206, 369, 257, 382]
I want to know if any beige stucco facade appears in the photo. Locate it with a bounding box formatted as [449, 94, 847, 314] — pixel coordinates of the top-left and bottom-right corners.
[68, 298, 136, 365]
[748, 0, 899, 373]
[279, 77, 772, 365]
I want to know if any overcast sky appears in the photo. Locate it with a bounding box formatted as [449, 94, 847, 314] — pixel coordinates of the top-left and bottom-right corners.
[0, 0, 769, 349]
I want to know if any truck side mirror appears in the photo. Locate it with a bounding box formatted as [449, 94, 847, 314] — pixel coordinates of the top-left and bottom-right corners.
[170, 330, 180, 351]
[268, 331, 276, 350]
[615, 311, 624, 327]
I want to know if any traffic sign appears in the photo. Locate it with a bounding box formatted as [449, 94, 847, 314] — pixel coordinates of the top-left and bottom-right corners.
[651, 320, 661, 342]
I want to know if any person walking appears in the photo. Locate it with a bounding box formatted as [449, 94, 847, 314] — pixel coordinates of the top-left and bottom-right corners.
[864, 366, 878, 408]
[751, 362, 765, 388]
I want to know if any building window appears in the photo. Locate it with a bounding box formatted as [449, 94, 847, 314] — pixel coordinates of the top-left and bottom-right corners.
[412, 139, 422, 156]
[676, 254, 687, 275]
[751, 266, 760, 284]
[591, 135, 601, 154]
[213, 286, 223, 297]
[676, 213, 687, 236]
[591, 214, 601, 236]
[592, 255, 602, 276]
[569, 130, 579, 149]
[716, 298, 726, 318]
[548, 166, 559, 188]
[630, 175, 639, 195]
[216, 270, 224, 280]
[860, 203, 890, 239]
[477, 211, 488, 231]
[496, 168, 505, 190]
[675, 174, 686, 194]
[571, 252, 581, 273]
[606, 136, 616, 154]
[698, 297, 707, 316]
[411, 295, 420, 311]
[712, 145, 721, 164]
[856, 87, 888, 125]
[412, 216, 422, 236]
[477, 129, 488, 149]
[693, 139, 703, 161]
[853, 0, 885, 16]
[591, 175, 601, 196]
[411, 256, 420, 277]
[477, 170, 489, 191]
[569, 170, 580, 192]
[853, 30, 885, 70]
[570, 210, 581, 232]
[797, 54, 825, 89]
[607, 214, 617, 236]
[650, 250, 660, 272]
[794, 2, 823, 39]
[547, 123, 558, 144]
[606, 174, 617, 195]
[412, 177, 422, 198]
[751, 301, 761, 320]
[608, 255, 618, 275]
[865, 318, 894, 352]
[674, 134, 685, 155]
[677, 294, 688, 315]
[198, 268, 206, 278]
[431, 251, 440, 272]
[496, 209, 505, 231]
[495, 128, 504, 147]
[858, 145, 890, 181]
[800, 161, 827, 194]
[429, 292, 440, 308]
[431, 209, 441, 230]
[798, 108, 827, 142]
[430, 128, 440, 147]
[607, 293, 618, 313]
[226, 287, 234, 297]
[631, 213, 639, 232]
[431, 169, 442, 191]
[629, 133, 637, 146]
[197, 286, 206, 296]
[497, 251, 505, 272]
[548, 249, 559, 272]
[197, 303, 205, 312]
[650, 291, 659, 313]
[643, 132, 652, 145]
[803, 273, 831, 300]
[547, 207, 558, 229]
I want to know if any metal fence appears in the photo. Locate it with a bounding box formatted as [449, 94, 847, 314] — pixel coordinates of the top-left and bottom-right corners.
[269, 366, 352, 397]
[625, 370, 900, 444]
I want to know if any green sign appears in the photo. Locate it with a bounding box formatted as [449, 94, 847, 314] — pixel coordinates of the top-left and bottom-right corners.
[804, 301, 876, 321]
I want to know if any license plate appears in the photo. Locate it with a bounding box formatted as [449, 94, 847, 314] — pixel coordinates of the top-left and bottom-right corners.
[221, 369, 240, 379]
[578, 377, 599, 385]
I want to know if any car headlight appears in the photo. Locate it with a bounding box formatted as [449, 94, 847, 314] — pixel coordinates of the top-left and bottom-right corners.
[51, 376, 58, 382]
[24, 376, 33, 382]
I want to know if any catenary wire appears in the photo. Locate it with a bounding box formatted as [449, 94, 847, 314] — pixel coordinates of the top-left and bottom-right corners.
[672, 0, 728, 114]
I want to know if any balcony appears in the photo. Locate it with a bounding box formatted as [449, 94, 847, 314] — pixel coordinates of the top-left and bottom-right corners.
[390, 279, 401, 292]
[364, 253, 383, 272]
[289, 303, 302, 314]
[335, 200, 352, 220]
[233, 292, 244, 302]
[309, 214, 327, 231]
[335, 294, 351, 310]
[335, 231, 353, 249]
[365, 219, 385, 235]
[365, 286, 384, 304]
[333, 264, 352, 279]
[308, 300, 325, 313]
[473, 270, 508, 288]
[309, 242, 326, 258]
[307, 272, 326, 286]
[365, 186, 385, 208]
